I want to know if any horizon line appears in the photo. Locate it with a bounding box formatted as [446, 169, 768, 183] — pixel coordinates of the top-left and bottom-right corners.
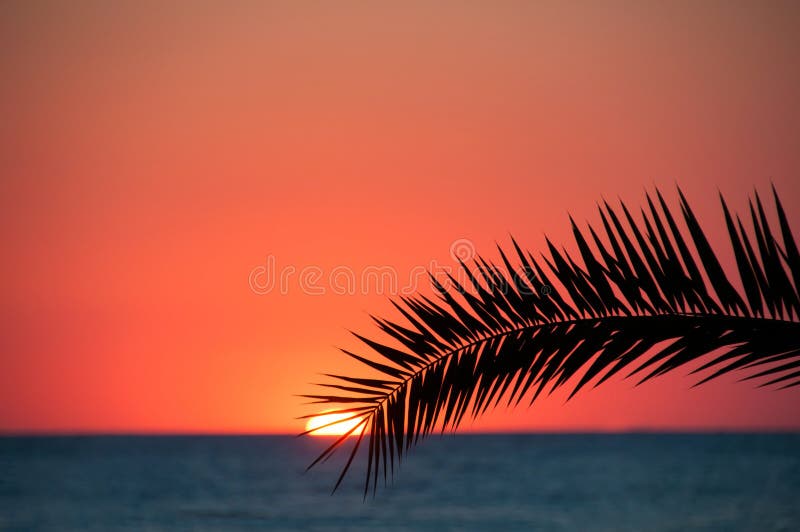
[3, 427, 800, 437]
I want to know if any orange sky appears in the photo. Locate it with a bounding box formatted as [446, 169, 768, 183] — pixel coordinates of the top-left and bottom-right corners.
[1, 1, 799, 433]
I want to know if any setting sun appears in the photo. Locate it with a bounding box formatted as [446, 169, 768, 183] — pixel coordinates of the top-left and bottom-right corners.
[305, 412, 366, 436]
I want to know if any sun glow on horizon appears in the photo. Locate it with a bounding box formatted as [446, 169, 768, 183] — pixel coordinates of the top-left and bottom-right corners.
[305, 412, 366, 436]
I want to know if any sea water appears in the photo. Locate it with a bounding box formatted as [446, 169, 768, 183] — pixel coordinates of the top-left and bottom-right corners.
[1, 434, 798, 531]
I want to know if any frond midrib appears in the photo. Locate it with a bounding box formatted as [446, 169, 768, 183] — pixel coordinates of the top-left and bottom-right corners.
[363, 311, 800, 420]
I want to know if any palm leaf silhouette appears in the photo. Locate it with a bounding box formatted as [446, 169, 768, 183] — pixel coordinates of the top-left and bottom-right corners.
[301, 186, 800, 496]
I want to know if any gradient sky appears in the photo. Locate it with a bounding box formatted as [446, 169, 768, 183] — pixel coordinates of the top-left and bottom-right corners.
[1, 1, 799, 433]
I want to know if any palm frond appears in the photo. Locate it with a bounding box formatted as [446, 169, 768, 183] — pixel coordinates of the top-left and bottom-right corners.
[301, 185, 800, 496]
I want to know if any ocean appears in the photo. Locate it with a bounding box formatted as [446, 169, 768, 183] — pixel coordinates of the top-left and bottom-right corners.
[1, 434, 798, 531]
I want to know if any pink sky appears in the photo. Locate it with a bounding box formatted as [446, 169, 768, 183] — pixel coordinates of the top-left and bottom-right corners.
[1, 1, 799, 433]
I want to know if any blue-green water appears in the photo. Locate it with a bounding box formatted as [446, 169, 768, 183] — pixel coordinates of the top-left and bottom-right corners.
[1, 434, 798, 531]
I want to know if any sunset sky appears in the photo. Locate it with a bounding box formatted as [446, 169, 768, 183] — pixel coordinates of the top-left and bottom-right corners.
[1, 1, 799, 434]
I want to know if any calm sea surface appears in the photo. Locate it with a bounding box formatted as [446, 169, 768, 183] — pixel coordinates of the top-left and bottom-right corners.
[1, 434, 798, 531]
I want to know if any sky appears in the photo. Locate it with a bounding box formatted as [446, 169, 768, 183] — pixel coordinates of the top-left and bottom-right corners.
[1, 1, 799, 434]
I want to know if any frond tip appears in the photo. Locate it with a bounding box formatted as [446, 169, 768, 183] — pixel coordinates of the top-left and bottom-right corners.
[301, 185, 800, 495]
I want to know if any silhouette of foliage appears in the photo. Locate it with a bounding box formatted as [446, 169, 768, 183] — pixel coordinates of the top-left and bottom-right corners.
[300, 186, 800, 495]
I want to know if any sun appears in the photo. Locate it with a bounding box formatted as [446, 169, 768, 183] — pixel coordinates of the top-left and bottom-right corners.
[305, 411, 366, 436]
